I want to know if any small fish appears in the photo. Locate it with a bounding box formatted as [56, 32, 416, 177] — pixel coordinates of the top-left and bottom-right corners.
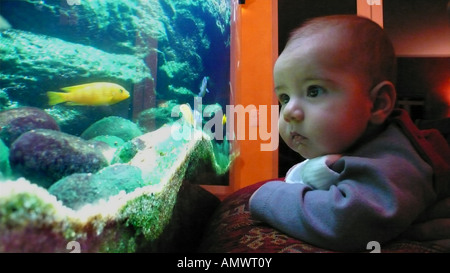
[180, 104, 195, 125]
[179, 104, 227, 128]
[198, 76, 210, 97]
[47, 82, 130, 106]
[179, 104, 202, 127]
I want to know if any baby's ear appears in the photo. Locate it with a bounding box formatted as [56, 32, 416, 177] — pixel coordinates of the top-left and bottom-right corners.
[369, 81, 397, 125]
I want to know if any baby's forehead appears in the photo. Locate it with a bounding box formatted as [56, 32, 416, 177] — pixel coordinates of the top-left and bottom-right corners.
[279, 16, 395, 86]
[287, 25, 356, 49]
[282, 33, 356, 65]
[277, 30, 374, 84]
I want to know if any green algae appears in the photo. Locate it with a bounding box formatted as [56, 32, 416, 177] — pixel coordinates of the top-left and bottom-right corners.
[0, 140, 11, 179]
[80, 116, 143, 142]
[0, 181, 80, 247]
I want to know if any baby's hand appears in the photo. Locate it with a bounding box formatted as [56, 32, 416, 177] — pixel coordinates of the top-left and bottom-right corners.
[286, 154, 342, 190]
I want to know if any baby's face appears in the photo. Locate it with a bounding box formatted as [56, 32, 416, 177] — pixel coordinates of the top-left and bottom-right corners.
[275, 32, 374, 158]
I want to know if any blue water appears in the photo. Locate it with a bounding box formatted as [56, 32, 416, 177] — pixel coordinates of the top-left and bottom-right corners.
[0, 0, 232, 186]
[0, 0, 231, 133]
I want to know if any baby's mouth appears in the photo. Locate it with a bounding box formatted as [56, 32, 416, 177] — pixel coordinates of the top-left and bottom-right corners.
[290, 132, 307, 146]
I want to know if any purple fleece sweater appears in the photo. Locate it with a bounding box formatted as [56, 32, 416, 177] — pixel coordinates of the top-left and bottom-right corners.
[249, 109, 448, 251]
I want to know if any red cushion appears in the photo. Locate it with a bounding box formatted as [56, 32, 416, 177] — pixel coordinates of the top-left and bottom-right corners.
[198, 180, 445, 253]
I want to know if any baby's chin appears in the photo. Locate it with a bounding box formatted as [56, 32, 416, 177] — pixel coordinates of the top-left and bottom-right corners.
[296, 149, 330, 159]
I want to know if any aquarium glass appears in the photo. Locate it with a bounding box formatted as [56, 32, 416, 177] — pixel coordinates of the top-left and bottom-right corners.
[0, 0, 234, 191]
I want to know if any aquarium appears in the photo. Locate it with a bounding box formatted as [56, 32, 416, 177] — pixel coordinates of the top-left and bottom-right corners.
[0, 0, 236, 252]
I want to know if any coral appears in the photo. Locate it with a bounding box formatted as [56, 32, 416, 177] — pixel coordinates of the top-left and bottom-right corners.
[80, 116, 142, 142]
[0, 107, 60, 147]
[9, 129, 109, 188]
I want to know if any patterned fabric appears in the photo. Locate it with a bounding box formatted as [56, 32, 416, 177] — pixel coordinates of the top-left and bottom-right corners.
[198, 180, 446, 253]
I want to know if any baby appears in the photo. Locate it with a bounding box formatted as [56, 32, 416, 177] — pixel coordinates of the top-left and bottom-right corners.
[249, 15, 450, 251]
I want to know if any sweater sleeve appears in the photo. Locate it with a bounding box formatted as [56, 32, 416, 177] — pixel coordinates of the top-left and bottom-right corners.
[249, 126, 436, 251]
[285, 154, 342, 189]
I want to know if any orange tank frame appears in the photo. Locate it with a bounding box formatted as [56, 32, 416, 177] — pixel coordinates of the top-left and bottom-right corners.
[202, 0, 279, 199]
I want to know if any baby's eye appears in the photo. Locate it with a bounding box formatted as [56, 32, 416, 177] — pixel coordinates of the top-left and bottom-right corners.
[306, 85, 325, 97]
[278, 94, 290, 105]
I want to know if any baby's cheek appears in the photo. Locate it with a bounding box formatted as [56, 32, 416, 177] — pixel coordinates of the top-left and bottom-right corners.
[278, 121, 289, 142]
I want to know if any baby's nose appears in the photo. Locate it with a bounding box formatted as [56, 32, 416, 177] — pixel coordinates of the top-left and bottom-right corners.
[283, 101, 304, 122]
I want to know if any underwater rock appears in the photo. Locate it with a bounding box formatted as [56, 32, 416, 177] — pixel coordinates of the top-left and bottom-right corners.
[91, 135, 125, 163]
[0, 125, 221, 252]
[85, 138, 118, 164]
[0, 0, 231, 105]
[0, 90, 13, 111]
[91, 135, 125, 149]
[0, 107, 60, 147]
[44, 106, 93, 137]
[0, 0, 168, 57]
[136, 100, 180, 132]
[111, 139, 142, 165]
[49, 164, 144, 210]
[9, 129, 109, 188]
[155, 0, 231, 101]
[81, 116, 142, 142]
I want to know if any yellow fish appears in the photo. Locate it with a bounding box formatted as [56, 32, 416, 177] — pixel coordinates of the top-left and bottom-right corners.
[179, 104, 227, 127]
[47, 82, 130, 106]
[179, 104, 195, 126]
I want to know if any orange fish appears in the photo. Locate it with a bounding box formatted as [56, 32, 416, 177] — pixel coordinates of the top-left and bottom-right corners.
[47, 82, 130, 106]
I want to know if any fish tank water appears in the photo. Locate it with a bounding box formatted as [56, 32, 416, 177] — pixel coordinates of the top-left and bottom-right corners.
[0, 0, 236, 252]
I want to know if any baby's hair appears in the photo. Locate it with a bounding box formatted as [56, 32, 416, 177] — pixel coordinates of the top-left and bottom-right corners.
[286, 15, 397, 88]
